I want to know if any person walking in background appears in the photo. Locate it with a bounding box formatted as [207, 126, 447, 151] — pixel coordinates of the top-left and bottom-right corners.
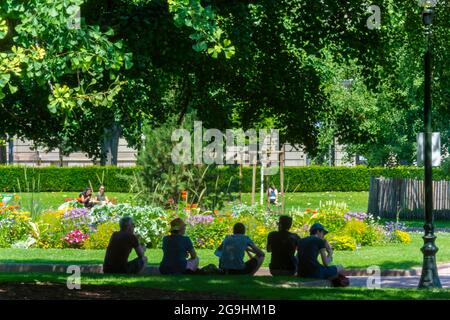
[267, 215, 300, 276]
[159, 218, 199, 275]
[103, 216, 148, 274]
[267, 185, 278, 205]
[215, 223, 265, 275]
[297, 223, 348, 286]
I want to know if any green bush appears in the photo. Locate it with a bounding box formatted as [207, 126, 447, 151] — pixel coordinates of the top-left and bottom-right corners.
[326, 235, 357, 251]
[83, 221, 119, 249]
[391, 230, 412, 244]
[1, 165, 447, 193]
[0, 166, 139, 192]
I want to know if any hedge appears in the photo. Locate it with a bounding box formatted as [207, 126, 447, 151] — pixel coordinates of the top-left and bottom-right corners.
[0, 166, 140, 193]
[0, 165, 448, 193]
[217, 166, 438, 193]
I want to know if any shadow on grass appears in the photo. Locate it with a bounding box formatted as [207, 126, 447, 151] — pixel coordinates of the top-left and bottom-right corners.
[0, 259, 102, 265]
[1, 272, 450, 300]
[0, 259, 160, 268]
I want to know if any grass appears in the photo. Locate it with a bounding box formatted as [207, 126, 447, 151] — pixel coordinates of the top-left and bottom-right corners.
[240, 191, 369, 212]
[14, 191, 450, 228]
[393, 220, 450, 229]
[12, 192, 137, 211]
[13, 191, 369, 212]
[1, 233, 450, 270]
[0, 272, 449, 300]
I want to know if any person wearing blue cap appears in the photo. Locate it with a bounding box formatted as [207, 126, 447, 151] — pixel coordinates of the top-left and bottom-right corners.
[297, 223, 346, 282]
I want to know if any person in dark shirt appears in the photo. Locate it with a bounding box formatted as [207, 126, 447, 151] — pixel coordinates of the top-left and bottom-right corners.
[79, 187, 94, 209]
[266, 215, 300, 276]
[103, 216, 147, 274]
[159, 218, 199, 275]
[297, 223, 345, 280]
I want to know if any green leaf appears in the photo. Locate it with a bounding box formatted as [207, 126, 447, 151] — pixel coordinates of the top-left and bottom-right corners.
[192, 41, 208, 52]
[49, 8, 59, 18]
[8, 83, 18, 94]
[0, 19, 8, 40]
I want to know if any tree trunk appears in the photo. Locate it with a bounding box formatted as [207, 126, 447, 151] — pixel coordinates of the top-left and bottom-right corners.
[0, 135, 6, 164]
[101, 122, 122, 166]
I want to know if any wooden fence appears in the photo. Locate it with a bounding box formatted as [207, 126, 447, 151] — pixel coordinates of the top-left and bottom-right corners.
[368, 177, 450, 220]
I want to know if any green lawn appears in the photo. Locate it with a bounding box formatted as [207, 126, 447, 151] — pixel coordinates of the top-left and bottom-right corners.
[15, 191, 369, 212]
[15, 192, 137, 211]
[394, 220, 450, 229]
[1, 233, 450, 270]
[240, 191, 369, 212]
[1, 233, 450, 299]
[0, 272, 449, 300]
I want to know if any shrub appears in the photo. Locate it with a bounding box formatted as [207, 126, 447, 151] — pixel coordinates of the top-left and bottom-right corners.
[0, 209, 32, 247]
[342, 219, 367, 245]
[289, 201, 347, 234]
[0, 166, 139, 192]
[327, 235, 357, 251]
[90, 204, 168, 247]
[186, 214, 232, 249]
[62, 208, 92, 234]
[361, 225, 385, 246]
[238, 215, 271, 249]
[392, 230, 412, 244]
[2, 165, 447, 193]
[35, 210, 66, 249]
[63, 230, 88, 248]
[83, 221, 119, 249]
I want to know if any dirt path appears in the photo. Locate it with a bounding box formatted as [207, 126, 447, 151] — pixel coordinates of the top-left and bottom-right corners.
[0, 282, 241, 300]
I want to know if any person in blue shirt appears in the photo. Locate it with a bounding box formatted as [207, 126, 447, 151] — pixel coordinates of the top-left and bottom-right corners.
[215, 223, 265, 275]
[297, 223, 345, 280]
[159, 218, 199, 275]
[267, 185, 278, 205]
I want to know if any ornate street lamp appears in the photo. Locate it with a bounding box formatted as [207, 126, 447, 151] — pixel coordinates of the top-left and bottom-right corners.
[418, 0, 441, 289]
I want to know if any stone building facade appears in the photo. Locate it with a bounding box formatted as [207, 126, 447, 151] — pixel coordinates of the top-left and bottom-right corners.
[3, 137, 355, 167]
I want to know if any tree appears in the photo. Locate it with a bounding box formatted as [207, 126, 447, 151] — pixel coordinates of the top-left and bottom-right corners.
[0, 0, 133, 160]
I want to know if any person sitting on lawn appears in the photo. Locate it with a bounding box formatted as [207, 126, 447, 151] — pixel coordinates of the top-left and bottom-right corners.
[159, 218, 199, 275]
[79, 187, 94, 209]
[267, 215, 300, 276]
[267, 185, 278, 205]
[95, 185, 111, 205]
[103, 216, 148, 274]
[215, 223, 265, 275]
[297, 223, 346, 282]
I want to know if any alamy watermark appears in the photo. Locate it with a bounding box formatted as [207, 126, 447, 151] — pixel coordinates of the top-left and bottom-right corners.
[366, 265, 381, 289]
[171, 121, 279, 172]
[67, 265, 81, 290]
[67, 5, 81, 30]
[367, 5, 381, 30]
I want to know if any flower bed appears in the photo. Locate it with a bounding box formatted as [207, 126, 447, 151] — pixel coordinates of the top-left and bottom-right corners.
[0, 196, 411, 251]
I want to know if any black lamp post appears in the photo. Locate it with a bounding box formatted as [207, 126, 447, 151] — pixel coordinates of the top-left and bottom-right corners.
[418, 0, 441, 289]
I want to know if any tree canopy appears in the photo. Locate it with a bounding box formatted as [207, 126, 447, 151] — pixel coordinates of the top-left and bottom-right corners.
[1, 0, 449, 165]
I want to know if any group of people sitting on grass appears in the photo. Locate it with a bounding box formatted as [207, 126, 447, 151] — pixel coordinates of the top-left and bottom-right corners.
[78, 185, 112, 209]
[102, 215, 349, 286]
